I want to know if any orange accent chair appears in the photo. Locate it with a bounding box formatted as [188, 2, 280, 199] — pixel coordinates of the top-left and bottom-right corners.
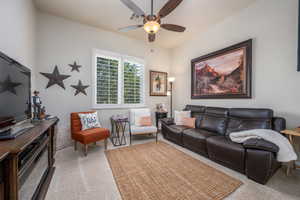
[71, 111, 110, 156]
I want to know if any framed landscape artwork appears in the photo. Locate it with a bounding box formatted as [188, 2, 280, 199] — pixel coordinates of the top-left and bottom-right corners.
[150, 70, 168, 96]
[191, 39, 252, 99]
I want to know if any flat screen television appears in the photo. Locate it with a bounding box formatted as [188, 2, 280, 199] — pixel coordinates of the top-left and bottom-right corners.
[0, 51, 31, 129]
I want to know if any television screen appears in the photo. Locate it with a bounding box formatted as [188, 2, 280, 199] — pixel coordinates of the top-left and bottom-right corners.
[0, 51, 31, 128]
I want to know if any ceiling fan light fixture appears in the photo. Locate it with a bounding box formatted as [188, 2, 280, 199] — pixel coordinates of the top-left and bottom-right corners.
[143, 20, 160, 34]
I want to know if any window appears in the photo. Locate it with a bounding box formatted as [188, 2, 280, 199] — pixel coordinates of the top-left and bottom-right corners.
[93, 49, 145, 108]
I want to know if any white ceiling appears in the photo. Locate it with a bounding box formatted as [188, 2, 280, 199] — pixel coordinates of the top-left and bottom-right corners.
[34, 0, 256, 49]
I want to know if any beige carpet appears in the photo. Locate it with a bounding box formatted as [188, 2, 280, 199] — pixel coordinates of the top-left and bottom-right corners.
[105, 141, 242, 200]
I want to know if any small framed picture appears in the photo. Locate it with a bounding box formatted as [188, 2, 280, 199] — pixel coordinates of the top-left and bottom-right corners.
[150, 70, 168, 96]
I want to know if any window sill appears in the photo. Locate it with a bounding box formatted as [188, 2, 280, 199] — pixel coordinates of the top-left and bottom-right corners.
[92, 104, 146, 110]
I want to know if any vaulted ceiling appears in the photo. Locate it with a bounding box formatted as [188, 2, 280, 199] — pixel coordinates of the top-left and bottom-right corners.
[34, 0, 256, 49]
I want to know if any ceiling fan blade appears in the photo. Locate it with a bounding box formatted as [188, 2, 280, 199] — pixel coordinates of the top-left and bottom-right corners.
[158, 0, 183, 18]
[148, 34, 156, 42]
[118, 25, 143, 32]
[161, 24, 186, 32]
[120, 0, 145, 17]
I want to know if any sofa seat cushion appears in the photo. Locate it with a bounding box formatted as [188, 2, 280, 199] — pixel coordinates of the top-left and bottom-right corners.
[167, 125, 189, 133]
[182, 129, 217, 156]
[130, 125, 157, 135]
[163, 125, 188, 145]
[207, 136, 245, 173]
[73, 128, 110, 144]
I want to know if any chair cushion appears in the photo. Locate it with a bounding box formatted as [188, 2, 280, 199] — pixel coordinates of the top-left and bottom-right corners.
[207, 136, 245, 173]
[182, 129, 217, 156]
[73, 128, 110, 144]
[130, 125, 157, 134]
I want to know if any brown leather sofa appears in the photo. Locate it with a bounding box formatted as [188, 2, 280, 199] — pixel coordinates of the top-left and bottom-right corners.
[161, 105, 286, 184]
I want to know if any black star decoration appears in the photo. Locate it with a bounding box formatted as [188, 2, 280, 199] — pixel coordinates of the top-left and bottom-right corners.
[40, 66, 71, 89]
[69, 61, 82, 72]
[71, 80, 89, 96]
[0, 75, 22, 95]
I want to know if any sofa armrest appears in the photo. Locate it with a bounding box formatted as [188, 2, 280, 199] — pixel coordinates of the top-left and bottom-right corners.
[272, 117, 286, 132]
[160, 118, 174, 125]
[243, 139, 279, 153]
[245, 149, 281, 184]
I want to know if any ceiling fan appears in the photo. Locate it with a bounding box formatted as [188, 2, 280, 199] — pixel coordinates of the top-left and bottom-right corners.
[119, 0, 186, 42]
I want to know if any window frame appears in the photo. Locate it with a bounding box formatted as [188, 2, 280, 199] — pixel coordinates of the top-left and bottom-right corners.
[92, 49, 146, 109]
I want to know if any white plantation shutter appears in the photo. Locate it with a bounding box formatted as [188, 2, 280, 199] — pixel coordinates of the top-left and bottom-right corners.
[96, 56, 119, 104]
[123, 61, 143, 104]
[93, 50, 145, 108]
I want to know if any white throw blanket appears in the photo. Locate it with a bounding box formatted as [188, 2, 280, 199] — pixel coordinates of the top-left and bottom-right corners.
[230, 129, 297, 162]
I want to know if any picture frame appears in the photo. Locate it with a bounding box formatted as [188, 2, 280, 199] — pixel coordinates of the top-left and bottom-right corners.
[191, 39, 252, 99]
[150, 70, 168, 96]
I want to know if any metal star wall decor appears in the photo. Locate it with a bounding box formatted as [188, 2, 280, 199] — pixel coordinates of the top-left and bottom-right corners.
[69, 61, 82, 72]
[40, 66, 71, 89]
[0, 75, 22, 95]
[71, 80, 89, 96]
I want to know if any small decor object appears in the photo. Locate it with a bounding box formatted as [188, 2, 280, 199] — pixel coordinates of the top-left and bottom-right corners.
[32, 90, 46, 120]
[156, 103, 167, 112]
[69, 61, 82, 72]
[174, 110, 191, 125]
[71, 80, 89, 96]
[0, 75, 22, 95]
[150, 70, 168, 96]
[78, 112, 101, 131]
[191, 39, 252, 99]
[40, 65, 71, 89]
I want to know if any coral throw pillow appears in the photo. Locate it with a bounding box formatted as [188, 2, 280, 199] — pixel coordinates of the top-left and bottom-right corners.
[138, 116, 152, 126]
[183, 117, 196, 128]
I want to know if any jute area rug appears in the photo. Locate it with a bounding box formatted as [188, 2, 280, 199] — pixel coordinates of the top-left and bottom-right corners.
[105, 141, 242, 200]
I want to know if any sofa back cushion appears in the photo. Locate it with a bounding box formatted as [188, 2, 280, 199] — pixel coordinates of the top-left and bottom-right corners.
[200, 115, 227, 135]
[226, 118, 272, 135]
[226, 108, 273, 136]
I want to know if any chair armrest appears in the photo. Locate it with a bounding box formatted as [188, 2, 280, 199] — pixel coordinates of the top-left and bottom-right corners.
[160, 118, 174, 126]
[243, 138, 279, 153]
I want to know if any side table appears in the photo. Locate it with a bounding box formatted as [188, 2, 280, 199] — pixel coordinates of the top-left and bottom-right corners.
[281, 128, 300, 175]
[155, 112, 168, 129]
[110, 116, 129, 146]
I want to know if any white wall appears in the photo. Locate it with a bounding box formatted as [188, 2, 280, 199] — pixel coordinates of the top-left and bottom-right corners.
[0, 0, 36, 88]
[36, 13, 171, 149]
[171, 0, 300, 157]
